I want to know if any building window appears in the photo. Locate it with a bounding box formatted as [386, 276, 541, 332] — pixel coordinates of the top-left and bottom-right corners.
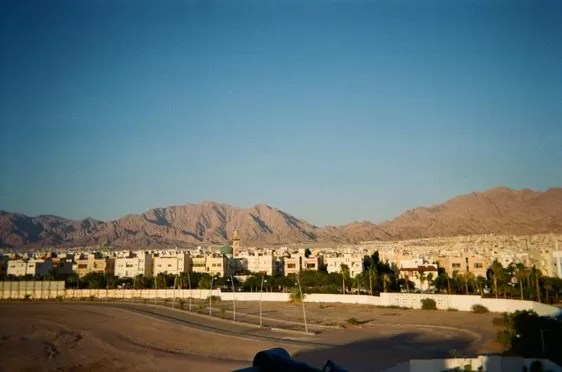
[287, 263, 296, 269]
[452, 263, 461, 269]
[474, 263, 483, 269]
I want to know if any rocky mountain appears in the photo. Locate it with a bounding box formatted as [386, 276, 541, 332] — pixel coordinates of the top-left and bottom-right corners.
[1, 186, 561, 250]
[378, 186, 562, 239]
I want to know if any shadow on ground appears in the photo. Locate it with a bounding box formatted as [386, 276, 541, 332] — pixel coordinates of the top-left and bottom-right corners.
[293, 331, 473, 372]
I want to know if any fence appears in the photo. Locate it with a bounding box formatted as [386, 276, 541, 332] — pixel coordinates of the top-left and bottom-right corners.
[1, 282, 560, 317]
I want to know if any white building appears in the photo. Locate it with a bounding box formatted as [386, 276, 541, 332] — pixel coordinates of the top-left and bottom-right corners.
[113, 253, 153, 278]
[325, 253, 364, 278]
[7, 259, 53, 278]
[153, 253, 191, 276]
[240, 252, 276, 276]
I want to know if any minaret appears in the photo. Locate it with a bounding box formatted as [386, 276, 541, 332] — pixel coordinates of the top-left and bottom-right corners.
[232, 230, 240, 257]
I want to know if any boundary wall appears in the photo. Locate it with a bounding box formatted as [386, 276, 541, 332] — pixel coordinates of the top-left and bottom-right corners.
[1, 283, 560, 317]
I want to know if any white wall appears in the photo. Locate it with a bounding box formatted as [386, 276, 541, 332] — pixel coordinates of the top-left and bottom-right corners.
[1, 284, 560, 317]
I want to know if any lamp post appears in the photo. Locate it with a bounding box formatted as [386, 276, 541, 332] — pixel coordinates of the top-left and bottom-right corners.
[187, 272, 192, 312]
[260, 275, 268, 328]
[209, 276, 215, 316]
[229, 275, 236, 322]
[295, 273, 308, 333]
[172, 275, 178, 309]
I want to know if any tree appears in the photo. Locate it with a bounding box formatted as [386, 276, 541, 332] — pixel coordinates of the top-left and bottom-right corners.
[529, 266, 542, 303]
[368, 264, 378, 295]
[513, 263, 528, 300]
[340, 264, 350, 294]
[381, 273, 391, 293]
[490, 260, 504, 299]
[304, 248, 312, 258]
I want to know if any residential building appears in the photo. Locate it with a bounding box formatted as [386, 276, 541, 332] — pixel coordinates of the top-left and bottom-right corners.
[7, 258, 53, 278]
[153, 253, 192, 276]
[240, 251, 276, 276]
[73, 254, 108, 277]
[113, 253, 153, 278]
[438, 255, 488, 277]
[325, 253, 364, 278]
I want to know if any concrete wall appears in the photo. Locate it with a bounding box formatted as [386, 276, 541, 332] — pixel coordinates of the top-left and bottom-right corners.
[63, 288, 220, 300]
[0, 281, 65, 299]
[1, 283, 560, 317]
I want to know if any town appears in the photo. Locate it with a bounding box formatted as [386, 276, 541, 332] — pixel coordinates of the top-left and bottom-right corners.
[2, 231, 561, 301]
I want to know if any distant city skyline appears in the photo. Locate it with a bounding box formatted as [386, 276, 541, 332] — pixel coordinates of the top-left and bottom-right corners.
[1, 1, 561, 226]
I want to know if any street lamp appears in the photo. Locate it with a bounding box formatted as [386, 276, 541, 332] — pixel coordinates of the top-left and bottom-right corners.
[229, 275, 236, 321]
[209, 275, 215, 316]
[260, 275, 268, 328]
[295, 273, 308, 333]
[172, 275, 178, 309]
[187, 272, 192, 312]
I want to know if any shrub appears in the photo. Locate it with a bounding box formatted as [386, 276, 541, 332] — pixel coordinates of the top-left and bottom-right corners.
[24, 294, 32, 301]
[206, 295, 221, 303]
[347, 317, 360, 326]
[471, 304, 489, 313]
[220, 308, 226, 318]
[289, 288, 304, 303]
[447, 307, 458, 311]
[421, 298, 437, 310]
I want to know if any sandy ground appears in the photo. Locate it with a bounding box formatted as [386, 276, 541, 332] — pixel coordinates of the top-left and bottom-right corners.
[0, 301, 503, 371]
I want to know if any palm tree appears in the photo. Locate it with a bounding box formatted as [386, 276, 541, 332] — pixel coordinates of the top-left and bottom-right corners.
[530, 266, 542, 302]
[491, 260, 504, 299]
[381, 273, 391, 293]
[368, 265, 377, 296]
[514, 263, 528, 300]
[340, 264, 350, 295]
[426, 272, 434, 292]
[417, 270, 427, 292]
[465, 272, 477, 295]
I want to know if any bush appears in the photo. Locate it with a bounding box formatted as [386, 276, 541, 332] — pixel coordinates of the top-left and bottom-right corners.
[471, 304, 489, 313]
[24, 294, 32, 301]
[289, 288, 304, 303]
[447, 307, 458, 311]
[421, 298, 437, 310]
[347, 317, 360, 325]
[206, 295, 221, 303]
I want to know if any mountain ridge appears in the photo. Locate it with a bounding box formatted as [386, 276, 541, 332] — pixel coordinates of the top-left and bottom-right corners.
[1, 186, 561, 250]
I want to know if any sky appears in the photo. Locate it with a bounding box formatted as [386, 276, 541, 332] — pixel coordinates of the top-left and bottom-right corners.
[1, 0, 561, 226]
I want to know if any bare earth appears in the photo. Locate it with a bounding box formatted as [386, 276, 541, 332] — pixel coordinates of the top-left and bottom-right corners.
[0, 301, 503, 371]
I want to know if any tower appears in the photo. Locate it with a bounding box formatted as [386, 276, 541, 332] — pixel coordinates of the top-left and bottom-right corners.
[232, 230, 240, 257]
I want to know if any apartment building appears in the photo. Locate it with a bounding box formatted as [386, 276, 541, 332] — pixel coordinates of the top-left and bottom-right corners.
[438, 256, 488, 277]
[206, 254, 230, 276]
[113, 253, 153, 278]
[240, 252, 276, 275]
[283, 251, 323, 276]
[73, 254, 108, 277]
[7, 259, 53, 278]
[396, 258, 438, 291]
[153, 253, 192, 276]
[325, 253, 363, 278]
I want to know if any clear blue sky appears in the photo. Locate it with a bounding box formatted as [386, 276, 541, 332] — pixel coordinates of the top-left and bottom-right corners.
[1, 0, 561, 226]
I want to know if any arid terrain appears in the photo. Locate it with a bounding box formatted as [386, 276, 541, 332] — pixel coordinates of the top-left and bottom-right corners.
[0, 301, 503, 371]
[1, 186, 561, 250]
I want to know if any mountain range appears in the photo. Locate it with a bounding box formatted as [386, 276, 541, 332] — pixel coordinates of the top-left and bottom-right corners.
[1, 186, 561, 250]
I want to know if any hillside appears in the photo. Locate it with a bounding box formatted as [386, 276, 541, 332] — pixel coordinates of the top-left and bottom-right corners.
[1, 186, 561, 250]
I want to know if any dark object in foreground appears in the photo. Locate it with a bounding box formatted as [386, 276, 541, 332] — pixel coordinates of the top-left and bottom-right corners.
[233, 347, 347, 372]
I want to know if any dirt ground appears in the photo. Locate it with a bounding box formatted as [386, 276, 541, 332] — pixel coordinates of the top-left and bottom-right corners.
[0, 301, 504, 371]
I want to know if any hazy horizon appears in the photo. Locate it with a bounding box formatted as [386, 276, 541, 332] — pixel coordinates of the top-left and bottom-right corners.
[1, 1, 561, 226]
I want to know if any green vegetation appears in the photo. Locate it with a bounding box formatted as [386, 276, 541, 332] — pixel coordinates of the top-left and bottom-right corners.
[471, 304, 489, 313]
[495, 310, 562, 365]
[420, 298, 437, 310]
